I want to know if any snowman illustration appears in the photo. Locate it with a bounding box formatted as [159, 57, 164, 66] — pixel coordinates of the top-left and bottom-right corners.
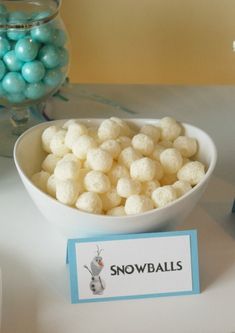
[84, 245, 106, 295]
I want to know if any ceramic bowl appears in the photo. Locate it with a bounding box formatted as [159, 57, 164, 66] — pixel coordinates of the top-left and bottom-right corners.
[14, 118, 217, 239]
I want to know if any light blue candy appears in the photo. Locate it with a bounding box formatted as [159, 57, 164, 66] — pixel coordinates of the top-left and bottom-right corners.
[58, 47, 69, 67]
[15, 37, 40, 62]
[8, 11, 29, 22]
[7, 92, 26, 103]
[38, 44, 60, 69]
[25, 82, 46, 100]
[0, 37, 10, 58]
[3, 50, 23, 71]
[43, 68, 64, 88]
[7, 11, 28, 40]
[2, 72, 26, 93]
[31, 24, 54, 43]
[7, 29, 27, 41]
[52, 29, 67, 47]
[0, 59, 6, 79]
[32, 10, 52, 21]
[22, 60, 46, 83]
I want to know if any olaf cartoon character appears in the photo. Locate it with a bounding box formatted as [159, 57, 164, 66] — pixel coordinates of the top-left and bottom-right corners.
[84, 245, 106, 295]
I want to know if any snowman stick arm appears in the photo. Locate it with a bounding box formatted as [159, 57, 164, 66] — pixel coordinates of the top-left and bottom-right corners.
[84, 265, 93, 275]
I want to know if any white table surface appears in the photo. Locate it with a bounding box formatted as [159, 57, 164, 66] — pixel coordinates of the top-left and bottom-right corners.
[0, 84, 235, 333]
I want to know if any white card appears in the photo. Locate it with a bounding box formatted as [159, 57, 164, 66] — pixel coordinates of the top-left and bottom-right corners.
[67, 230, 200, 303]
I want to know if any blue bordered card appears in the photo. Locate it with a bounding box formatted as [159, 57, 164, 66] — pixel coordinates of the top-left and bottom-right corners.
[67, 230, 200, 303]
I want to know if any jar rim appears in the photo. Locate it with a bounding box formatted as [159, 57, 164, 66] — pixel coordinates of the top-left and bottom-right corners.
[0, 1, 60, 30]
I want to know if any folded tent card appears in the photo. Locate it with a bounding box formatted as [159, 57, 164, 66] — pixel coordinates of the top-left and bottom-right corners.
[67, 230, 200, 303]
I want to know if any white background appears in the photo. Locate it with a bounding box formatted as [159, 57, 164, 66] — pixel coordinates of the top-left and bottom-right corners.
[76, 236, 192, 300]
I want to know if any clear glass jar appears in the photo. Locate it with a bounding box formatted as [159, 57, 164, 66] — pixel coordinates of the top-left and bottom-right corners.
[0, 0, 69, 157]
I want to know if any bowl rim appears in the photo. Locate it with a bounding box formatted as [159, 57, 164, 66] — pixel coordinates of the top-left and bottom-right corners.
[13, 118, 217, 220]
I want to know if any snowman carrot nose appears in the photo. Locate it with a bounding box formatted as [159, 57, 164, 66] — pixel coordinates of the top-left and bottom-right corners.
[99, 260, 104, 267]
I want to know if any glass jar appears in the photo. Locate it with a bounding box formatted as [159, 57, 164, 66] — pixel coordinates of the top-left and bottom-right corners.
[0, 0, 69, 157]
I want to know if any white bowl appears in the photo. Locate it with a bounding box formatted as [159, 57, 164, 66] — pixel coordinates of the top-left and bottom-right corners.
[14, 119, 217, 239]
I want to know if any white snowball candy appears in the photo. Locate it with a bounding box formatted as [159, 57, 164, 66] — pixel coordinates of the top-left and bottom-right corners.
[132, 133, 154, 156]
[173, 136, 197, 158]
[65, 123, 88, 149]
[151, 144, 165, 161]
[116, 136, 132, 149]
[107, 206, 126, 216]
[47, 174, 57, 197]
[173, 180, 192, 198]
[63, 119, 81, 129]
[110, 117, 133, 137]
[100, 188, 122, 211]
[151, 185, 177, 208]
[108, 162, 130, 184]
[160, 173, 178, 186]
[87, 148, 113, 172]
[31, 170, 50, 192]
[75, 192, 103, 214]
[118, 147, 142, 169]
[57, 153, 79, 165]
[41, 154, 61, 174]
[130, 157, 156, 182]
[41, 125, 59, 153]
[177, 161, 206, 185]
[140, 124, 161, 143]
[98, 119, 121, 141]
[125, 195, 154, 215]
[160, 117, 182, 141]
[160, 148, 183, 174]
[50, 129, 70, 157]
[100, 139, 121, 159]
[117, 177, 141, 198]
[142, 180, 160, 197]
[84, 170, 111, 193]
[72, 135, 97, 159]
[54, 160, 81, 181]
[56, 179, 80, 206]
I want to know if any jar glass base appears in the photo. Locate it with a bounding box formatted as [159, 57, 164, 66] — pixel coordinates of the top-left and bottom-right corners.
[0, 104, 47, 158]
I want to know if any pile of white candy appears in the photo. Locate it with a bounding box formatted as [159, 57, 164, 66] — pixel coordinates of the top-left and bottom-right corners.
[31, 117, 206, 216]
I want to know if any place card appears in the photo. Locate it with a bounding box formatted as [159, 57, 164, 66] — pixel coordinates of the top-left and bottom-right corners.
[67, 230, 200, 303]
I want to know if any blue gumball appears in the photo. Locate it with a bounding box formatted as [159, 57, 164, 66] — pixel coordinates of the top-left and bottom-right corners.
[8, 11, 29, 22]
[7, 29, 27, 41]
[52, 29, 67, 47]
[0, 37, 10, 58]
[0, 59, 6, 80]
[25, 82, 46, 100]
[7, 92, 26, 103]
[58, 47, 69, 67]
[43, 67, 64, 88]
[15, 37, 40, 62]
[3, 50, 23, 71]
[22, 60, 46, 83]
[7, 11, 28, 41]
[31, 24, 54, 43]
[38, 44, 60, 69]
[32, 10, 52, 21]
[2, 72, 26, 94]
